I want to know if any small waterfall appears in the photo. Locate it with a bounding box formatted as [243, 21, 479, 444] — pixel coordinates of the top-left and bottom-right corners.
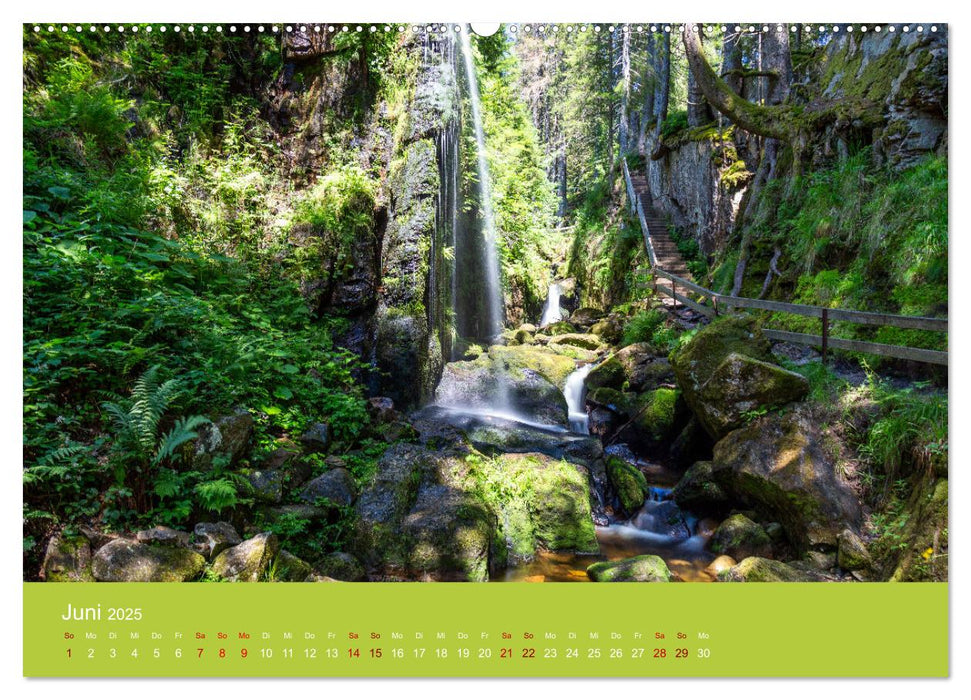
[458, 27, 504, 341]
[563, 364, 592, 434]
[540, 282, 563, 327]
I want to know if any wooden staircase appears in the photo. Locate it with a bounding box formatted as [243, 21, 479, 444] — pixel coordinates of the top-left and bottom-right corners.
[626, 169, 693, 281]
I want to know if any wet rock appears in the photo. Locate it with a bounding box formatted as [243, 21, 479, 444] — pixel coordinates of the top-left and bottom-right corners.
[705, 555, 737, 578]
[710, 408, 862, 551]
[376, 420, 419, 443]
[192, 522, 242, 560]
[672, 461, 730, 513]
[299, 423, 330, 453]
[187, 412, 254, 470]
[366, 397, 399, 424]
[606, 456, 648, 517]
[299, 468, 357, 507]
[630, 500, 692, 541]
[669, 416, 713, 468]
[717, 557, 819, 582]
[247, 469, 285, 504]
[588, 343, 675, 395]
[590, 317, 623, 344]
[316, 552, 366, 581]
[543, 320, 578, 335]
[210, 533, 280, 582]
[92, 539, 205, 582]
[838, 529, 872, 571]
[586, 387, 680, 450]
[41, 532, 94, 582]
[434, 346, 572, 427]
[710, 514, 773, 560]
[587, 555, 673, 582]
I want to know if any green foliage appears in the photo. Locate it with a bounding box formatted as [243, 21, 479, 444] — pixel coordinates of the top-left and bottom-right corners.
[660, 109, 689, 138]
[621, 309, 666, 347]
[859, 372, 947, 484]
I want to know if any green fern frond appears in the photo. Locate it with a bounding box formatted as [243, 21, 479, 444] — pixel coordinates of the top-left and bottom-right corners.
[153, 415, 210, 466]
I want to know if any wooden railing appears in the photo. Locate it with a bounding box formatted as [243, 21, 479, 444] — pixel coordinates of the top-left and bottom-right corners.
[623, 162, 948, 366]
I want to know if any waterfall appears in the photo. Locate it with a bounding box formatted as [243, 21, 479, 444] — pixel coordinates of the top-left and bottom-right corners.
[458, 27, 504, 341]
[563, 364, 592, 434]
[540, 282, 563, 326]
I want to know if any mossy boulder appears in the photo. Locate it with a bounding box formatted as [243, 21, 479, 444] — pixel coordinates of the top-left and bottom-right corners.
[548, 333, 602, 351]
[710, 409, 862, 550]
[92, 539, 206, 582]
[315, 552, 366, 581]
[210, 533, 280, 582]
[247, 469, 285, 504]
[717, 557, 818, 582]
[434, 346, 574, 426]
[402, 484, 496, 582]
[587, 555, 673, 582]
[837, 529, 872, 571]
[274, 550, 313, 582]
[41, 532, 94, 582]
[186, 412, 254, 470]
[590, 317, 623, 344]
[569, 307, 606, 328]
[587, 343, 673, 393]
[543, 320, 578, 335]
[606, 456, 648, 516]
[586, 387, 680, 449]
[671, 461, 731, 512]
[192, 522, 242, 560]
[298, 467, 357, 507]
[672, 316, 808, 439]
[710, 514, 773, 560]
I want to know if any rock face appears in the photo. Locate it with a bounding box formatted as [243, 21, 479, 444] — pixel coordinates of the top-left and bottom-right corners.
[91, 539, 205, 582]
[587, 555, 673, 582]
[41, 532, 94, 582]
[299, 468, 357, 507]
[710, 409, 863, 550]
[709, 514, 773, 560]
[299, 423, 330, 453]
[210, 533, 280, 582]
[586, 343, 674, 393]
[671, 317, 808, 440]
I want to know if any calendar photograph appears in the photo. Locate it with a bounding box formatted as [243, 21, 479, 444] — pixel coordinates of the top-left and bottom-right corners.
[21, 19, 949, 678]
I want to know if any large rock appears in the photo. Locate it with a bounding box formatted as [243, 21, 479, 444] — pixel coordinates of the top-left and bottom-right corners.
[710, 514, 773, 560]
[586, 343, 674, 393]
[135, 526, 190, 547]
[837, 529, 872, 571]
[434, 346, 573, 427]
[587, 555, 673, 582]
[192, 522, 242, 560]
[316, 552, 366, 581]
[628, 500, 692, 541]
[548, 333, 602, 351]
[247, 470, 285, 504]
[606, 456, 648, 517]
[587, 387, 680, 450]
[299, 423, 331, 453]
[299, 468, 357, 507]
[187, 412, 254, 470]
[209, 533, 280, 582]
[92, 539, 205, 582]
[671, 461, 731, 513]
[41, 532, 94, 582]
[710, 409, 863, 550]
[671, 316, 808, 439]
[717, 557, 822, 582]
[274, 550, 314, 582]
[402, 484, 495, 582]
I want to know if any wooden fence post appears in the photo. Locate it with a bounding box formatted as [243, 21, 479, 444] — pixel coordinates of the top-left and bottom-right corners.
[821, 307, 829, 365]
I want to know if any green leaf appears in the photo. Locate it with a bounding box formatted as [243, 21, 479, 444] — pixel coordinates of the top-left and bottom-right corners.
[47, 186, 71, 200]
[273, 387, 294, 400]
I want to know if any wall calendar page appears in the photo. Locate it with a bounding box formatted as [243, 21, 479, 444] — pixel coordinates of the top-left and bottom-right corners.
[20, 9, 951, 685]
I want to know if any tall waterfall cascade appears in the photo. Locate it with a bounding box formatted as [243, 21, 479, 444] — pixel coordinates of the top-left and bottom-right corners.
[540, 282, 564, 326]
[563, 364, 593, 434]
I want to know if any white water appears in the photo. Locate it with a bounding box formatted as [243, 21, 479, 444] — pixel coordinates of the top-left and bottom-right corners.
[540, 282, 563, 326]
[458, 28, 504, 341]
[563, 364, 592, 434]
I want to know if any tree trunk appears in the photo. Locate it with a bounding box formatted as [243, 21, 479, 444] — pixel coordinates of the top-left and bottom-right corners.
[650, 30, 671, 159]
[763, 25, 792, 106]
[721, 24, 743, 96]
[637, 32, 656, 155]
[681, 23, 790, 141]
[687, 26, 713, 126]
[620, 28, 631, 154]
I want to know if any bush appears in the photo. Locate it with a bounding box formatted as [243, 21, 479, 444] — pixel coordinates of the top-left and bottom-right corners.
[621, 309, 667, 347]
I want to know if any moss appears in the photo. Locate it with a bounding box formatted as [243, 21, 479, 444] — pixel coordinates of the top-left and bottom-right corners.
[631, 388, 679, 442]
[587, 554, 672, 582]
[606, 456, 648, 516]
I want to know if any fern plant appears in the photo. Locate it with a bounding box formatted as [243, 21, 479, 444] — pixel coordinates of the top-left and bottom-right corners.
[100, 365, 209, 512]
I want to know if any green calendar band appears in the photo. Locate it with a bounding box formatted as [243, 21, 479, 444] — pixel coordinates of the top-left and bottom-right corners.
[24, 583, 947, 677]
